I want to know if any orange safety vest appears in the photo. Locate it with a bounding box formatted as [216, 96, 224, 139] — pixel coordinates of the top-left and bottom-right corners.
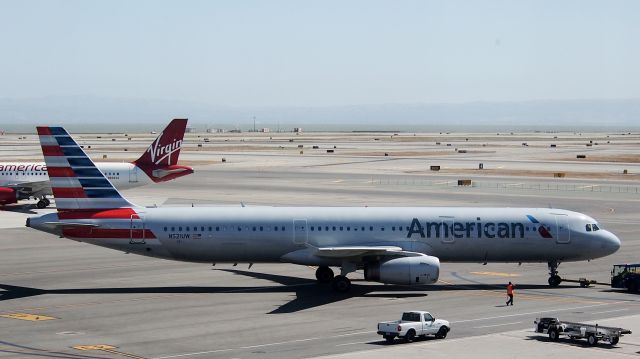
[507, 284, 514, 295]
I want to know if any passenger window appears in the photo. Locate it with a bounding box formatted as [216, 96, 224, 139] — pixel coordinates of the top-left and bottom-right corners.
[178, 227, 182, 231]
[274, 227, 278, 232]
[347, 226, 350, 231]
[252, 226, 256, 231]
[370, 226, 373, 231]
[392, 226, 395, 231]
[381, 227, 385, 231]
[171, 226, 175, 231]
[186, 226, 190, 231]
[332, 226, 336, 231]
[163, 227, 167, 231]
[208, 226, 212, 231]
[281, 226, 285, 231]
[237, 226, 242, 231]
[260, 226, 263, 231]
[586, 224, 592, 232]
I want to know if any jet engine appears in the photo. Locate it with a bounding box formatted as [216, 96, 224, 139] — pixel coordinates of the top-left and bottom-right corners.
[364, 255, 440, 285]
[0, 187, 17, 205]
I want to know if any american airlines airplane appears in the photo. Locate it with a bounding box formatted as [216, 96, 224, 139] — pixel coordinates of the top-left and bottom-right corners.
[0, 119, 192, 208]
[27, 126, 621, 292]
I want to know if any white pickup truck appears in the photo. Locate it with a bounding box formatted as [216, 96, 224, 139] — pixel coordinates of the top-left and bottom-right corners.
[377, 311, 450, 343]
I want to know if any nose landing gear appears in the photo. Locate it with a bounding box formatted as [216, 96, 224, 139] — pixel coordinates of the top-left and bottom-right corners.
[548, 260, 562, 287]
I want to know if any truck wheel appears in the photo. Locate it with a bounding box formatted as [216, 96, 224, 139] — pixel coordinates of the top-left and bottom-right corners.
[587, 334, 598, 346]
[384, 335, 395, 343]
[549, 330, 559, 341]
[435, 327, 448, 339]
[610, 337, 619, 345]
[404, 330, 416, 343]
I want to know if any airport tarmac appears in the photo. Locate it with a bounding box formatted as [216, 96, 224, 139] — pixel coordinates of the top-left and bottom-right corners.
[1, 131, 639, 359]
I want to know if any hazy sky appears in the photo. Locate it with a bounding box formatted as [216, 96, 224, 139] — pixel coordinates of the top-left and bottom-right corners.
[0, 0, 638, 107]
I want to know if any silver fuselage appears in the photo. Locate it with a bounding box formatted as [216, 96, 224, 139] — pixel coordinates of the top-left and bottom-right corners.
[30, 206, 621, 266]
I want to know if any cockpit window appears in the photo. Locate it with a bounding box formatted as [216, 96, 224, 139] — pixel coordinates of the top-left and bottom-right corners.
[586, 224, 592, 232]
[592, 224, 600, 231]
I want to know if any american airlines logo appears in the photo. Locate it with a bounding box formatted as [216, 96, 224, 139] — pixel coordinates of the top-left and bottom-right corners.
[146, 132, 183, 165]
[406, 215, 553, 239]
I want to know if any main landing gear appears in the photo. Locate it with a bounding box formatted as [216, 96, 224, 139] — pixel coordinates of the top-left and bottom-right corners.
[36, 197, 50, 209]
[315, 266, 352, 293]
[548, 260, 562, 287]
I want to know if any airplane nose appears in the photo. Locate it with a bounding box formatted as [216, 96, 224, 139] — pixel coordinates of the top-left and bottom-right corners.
[607, 232, 621, 253]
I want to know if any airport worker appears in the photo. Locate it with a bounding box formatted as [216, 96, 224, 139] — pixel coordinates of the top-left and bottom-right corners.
[506, 282, 515, 306]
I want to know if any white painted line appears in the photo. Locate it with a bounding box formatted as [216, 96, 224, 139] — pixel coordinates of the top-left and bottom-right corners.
[473, 321, 522, 329]
[451, 302, 624, 324]
[152, 330, 375, 359]
[590, 308, 628, 315]
[335, 341, 370, 347]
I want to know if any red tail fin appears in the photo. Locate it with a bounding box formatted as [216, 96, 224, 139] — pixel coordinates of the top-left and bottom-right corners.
[134, 119, 187, 167]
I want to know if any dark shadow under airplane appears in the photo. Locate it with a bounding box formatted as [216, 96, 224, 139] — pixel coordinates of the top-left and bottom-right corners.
[0, 269, 572, 314]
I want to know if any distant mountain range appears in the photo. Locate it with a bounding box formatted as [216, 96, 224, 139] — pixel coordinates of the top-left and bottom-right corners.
[0, 96, 638, 132]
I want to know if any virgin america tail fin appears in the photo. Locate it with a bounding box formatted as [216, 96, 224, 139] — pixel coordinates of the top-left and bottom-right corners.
[36, 126, 136, 210]
[133, 119, 193, 182]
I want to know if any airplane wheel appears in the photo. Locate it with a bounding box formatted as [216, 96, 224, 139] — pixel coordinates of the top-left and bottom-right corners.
[43, 198, 50, 206]
[315, 266, 334, 283]
[548, 275, 562, 287]
[331, 275, 351, 292]
[36, 200, 47, 209]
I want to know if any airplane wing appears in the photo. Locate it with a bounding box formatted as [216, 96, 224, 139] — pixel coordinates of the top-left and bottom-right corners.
[6, 180, 50, 197]
[314, 246, 405, 258]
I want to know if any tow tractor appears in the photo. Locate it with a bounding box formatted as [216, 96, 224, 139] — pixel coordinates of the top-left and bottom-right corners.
[611, 264, 640, 293]
[534, 317, 632, 346]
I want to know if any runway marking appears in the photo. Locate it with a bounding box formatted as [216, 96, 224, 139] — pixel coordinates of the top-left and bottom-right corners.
[74, 344, 146, 359]
[152, 330, 375, 359]
[332, 180, 344, 183]
[0, 312, 56, 321]
[469, 271, 520, 277]
[335, 341, 370, 347]
[473, 321, 523, 329]
[451, 301, 626, 324]
[590, 308, 629, 315]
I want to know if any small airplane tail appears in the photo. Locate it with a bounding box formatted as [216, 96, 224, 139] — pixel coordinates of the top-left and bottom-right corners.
[37, 126, 136, 211]
[133, 119, 193, 182]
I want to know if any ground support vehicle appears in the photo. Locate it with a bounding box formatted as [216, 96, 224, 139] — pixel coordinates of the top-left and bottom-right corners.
[377, 311, 450, 343]
[611, 264, 640, 293]
[535, 317, 631, 346]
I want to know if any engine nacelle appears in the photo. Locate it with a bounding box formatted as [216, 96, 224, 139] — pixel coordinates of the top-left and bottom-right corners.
[365, 255, 440, 285]
[0, 187, 18, 205]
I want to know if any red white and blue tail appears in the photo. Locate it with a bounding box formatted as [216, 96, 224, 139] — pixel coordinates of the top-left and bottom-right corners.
[37, 126, 136, 210]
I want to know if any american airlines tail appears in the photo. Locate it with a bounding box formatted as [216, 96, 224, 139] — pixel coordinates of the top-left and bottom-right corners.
[37, 126, 136, 211]
[132, 118, 193, 183]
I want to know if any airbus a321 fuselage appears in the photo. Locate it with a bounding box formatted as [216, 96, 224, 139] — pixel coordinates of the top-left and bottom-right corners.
[27, 126, 621, 292]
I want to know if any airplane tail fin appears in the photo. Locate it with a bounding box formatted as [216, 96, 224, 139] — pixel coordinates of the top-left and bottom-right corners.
[133, 118, 193, 182]
[37, 126, 136, 211]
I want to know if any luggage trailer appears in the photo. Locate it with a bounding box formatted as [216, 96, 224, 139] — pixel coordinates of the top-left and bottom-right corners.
[535, 317, 632, 346]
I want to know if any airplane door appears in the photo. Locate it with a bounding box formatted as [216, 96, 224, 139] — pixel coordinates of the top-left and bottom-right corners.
[553, 214, 570, 244]
[441, 217, 455, 243]
[130, 215, 146, 244]
[293, 219, 308, 245]
[129, 166, 138, 183]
